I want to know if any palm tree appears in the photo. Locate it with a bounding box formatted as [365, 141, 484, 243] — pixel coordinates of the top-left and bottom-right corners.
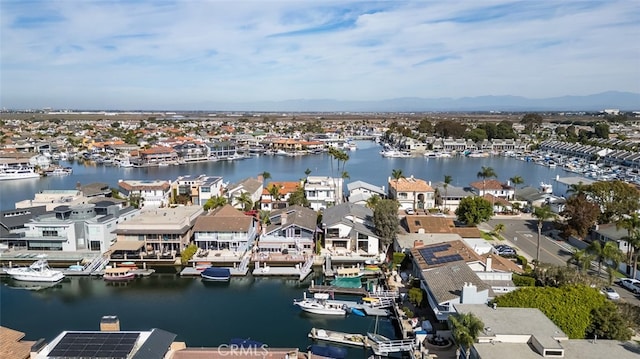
[493, 223, 505, 238]
[476, 166, 497, 197]
[235, 191, 253, 212]
[304, 168, 312, 177]
[533, 205, 555, 267]
[341, 171, 350, 180]
[566, 248, 593, 273]
[443, 174, 452, 212]
[365, 195, 381, 210]
[587, 240, 622, 279]
[616, 213, 640, 279]
[603, 242, 624, 285]
[449, 312, 484, 359]
[391, 169, 404, 181]
[509, 175, 524, 201]
[566, 181, 588, 197]
[267, 184, 281, 201]
[260, 171, 271, 182]
[203, 196, 227, 211]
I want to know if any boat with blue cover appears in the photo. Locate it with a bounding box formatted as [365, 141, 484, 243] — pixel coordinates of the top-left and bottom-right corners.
[229, 338, 264, 348]
[307, 344, 347, 359]
[201, 267, 231, 281]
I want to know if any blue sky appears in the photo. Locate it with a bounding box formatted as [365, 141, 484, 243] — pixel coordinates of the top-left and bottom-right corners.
[1, 0, 639, 110]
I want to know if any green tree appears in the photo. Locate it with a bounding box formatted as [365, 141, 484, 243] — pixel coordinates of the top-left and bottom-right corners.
[616, 213, 640, 279]
[449, 312, 484, 359]
[235, 191, 254, 212]
[587, 240, 623, 280]
[493, 285, 610, 339]
[391, 168, 404, 181]
[416, 119, 434, 134]
[365, 194, 382, 210]
[533, 205, 556, 267]
[443, 174, 453, 212]
[586, 180, 640, 223]
[587, 303, 632, 340]
[566, 248, 593, 273]
[203, 196, 227, 211]
[493, 223, 505, 237]
[287, 186, 309, 207]
[267, 184, 281, 201]
[304, 168, 312, 177]
[509, 175, 524, 201]
[476, 166, 497, 196]
[520, 113, 543, 133]
[593, 122, 610, 139]
[566, 180, 588, 197]
[260, 171, 271, 182]
[180, 243, 198, 265]
[373, 199, 400, 253]
[455, 196, 493, 225]
[561, 194, 600, 239]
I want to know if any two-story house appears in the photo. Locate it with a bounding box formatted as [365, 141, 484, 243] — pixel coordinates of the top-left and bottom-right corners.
[321, 203, 380, 255]
[346, 180, 386, 206]
[258, 205, 317, 255]
[304, 176, 343, 211]
[469, 179, 515, 200]
[172, 175, 225, 206]
[118, 179, 171, 208]
[193, 204, 257, 253]
[388, 175, 435, 211]
[260, 181, 302, 211]
[226, 176, 263, 211]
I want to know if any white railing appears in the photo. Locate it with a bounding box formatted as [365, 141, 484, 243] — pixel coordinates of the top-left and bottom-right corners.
[372, 340, 414, 355]
[299, 255, 314, 281]
[238, 255, 251, 272]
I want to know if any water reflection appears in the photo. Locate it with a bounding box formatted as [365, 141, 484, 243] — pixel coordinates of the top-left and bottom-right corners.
[3, 279, 63, 291]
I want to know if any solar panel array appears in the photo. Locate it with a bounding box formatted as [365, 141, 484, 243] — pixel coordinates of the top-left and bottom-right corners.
[418, 243, 464, 266]
[48, 332, 139, 359]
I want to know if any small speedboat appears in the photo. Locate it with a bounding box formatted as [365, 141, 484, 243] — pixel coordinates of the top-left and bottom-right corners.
[308, 344, 347, 359]
[201, 267, 231, 281]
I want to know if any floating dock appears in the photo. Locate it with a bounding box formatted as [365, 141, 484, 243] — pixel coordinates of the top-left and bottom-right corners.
[308, 328, 371, 348]
[307, 283, 369, 296]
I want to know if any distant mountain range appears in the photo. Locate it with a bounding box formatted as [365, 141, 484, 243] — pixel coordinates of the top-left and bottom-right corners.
[194, 91, 639, 112]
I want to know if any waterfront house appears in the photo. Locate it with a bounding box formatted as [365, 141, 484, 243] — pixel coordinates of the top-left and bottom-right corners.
[206, 140, 238, 160]
[0, 206, 47, 249]
[138, 146, 179, 165]
[410, 241, 492, 321]
[431, 181, 473, 213]
[172, 174, 225, 206]
[346, 180, 386, 206]
[321, 203, 380, 255]
[260, 181, 301, 211]
[226, 176, 263, 210]
[20, 199, 139, 253]
[470, 179, 515, 200]
[387, 175, 436, 211]
[113, 206, 203, 256]
[172, 141, 209, 163]
[258, 205, 317, 255]
[193, 204, 257, 253]
[118, 179, 171, 208]
[304, 176, 344, 211]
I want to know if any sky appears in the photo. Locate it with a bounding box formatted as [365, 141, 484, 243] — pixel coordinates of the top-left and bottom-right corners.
[1, 0, 639, 110]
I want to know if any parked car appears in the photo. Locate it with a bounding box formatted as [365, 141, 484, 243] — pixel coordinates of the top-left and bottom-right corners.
[600, 287, 621, 300]
[618, 278, 640, 294]
[405, 208, 415, 215]
[494, 244, 516, 257]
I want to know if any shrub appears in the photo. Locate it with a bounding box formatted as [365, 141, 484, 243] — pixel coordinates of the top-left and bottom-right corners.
[515, 255, 530, 272]
[408, 287, 423, 306]
[402, 306, 414, 318]
[180, 243, 198, 266]
[512, 273, 535, 287]
[392, 252, 406, 268]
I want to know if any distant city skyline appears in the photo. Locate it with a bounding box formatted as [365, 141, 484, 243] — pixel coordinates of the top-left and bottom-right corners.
[1, 1, 639, 110]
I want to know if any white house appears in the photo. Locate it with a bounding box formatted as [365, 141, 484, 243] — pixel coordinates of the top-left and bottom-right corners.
[304, 176, 343, 211]
[388, 175, 436, 211]
[172, 174, 225, 206]
[118, 179, 171, 208]
[346, 180, 385, 206]
[193, 205, 257, 253]
[321, 203, 380, 255]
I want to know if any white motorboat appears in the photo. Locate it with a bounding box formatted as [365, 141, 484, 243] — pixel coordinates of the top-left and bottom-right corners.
[5, 256, 65, 282]
[0, 166, 40, 181]
[293, 292, 347, 315]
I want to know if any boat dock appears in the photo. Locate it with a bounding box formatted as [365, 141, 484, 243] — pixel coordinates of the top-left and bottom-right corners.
[307, 283, 369, 296]
[308, 327, 372, 348]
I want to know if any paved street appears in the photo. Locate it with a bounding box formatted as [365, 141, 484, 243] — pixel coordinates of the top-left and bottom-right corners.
[486, 217, 573, 267]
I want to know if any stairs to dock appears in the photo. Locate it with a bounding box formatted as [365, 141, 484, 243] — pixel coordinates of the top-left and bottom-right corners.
[299, 255, 314, 281]
[370, 339, 415, 356]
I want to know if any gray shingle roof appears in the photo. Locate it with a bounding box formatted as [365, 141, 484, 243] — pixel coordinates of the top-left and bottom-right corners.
[421, 261, 492, 304]
[322, 203, 372, 226]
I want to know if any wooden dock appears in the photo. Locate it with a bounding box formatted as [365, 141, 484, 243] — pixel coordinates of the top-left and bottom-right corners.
[308, 327, 371, 348]
[307, 283, 369, 296]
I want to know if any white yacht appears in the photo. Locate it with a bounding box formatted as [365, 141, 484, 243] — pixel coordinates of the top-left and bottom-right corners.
[0, 166, 41, 181]
[293, 292, 347, 315]
[5, 256, 65, 282]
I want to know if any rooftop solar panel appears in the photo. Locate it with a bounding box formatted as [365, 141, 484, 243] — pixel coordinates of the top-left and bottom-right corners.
[48, 331, 140, 359]
[418, 243, 461, 266]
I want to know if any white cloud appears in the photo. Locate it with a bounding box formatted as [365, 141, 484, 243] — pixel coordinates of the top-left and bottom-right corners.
[1, 0, 638, 109]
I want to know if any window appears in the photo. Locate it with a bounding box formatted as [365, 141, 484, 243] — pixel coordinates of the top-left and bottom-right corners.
[201, 187, 210, 193]
[398, 192, 408, 199]
[42, 230, 59, 237]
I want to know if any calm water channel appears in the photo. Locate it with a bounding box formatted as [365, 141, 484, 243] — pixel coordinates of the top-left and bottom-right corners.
[0, 141, 576, 353]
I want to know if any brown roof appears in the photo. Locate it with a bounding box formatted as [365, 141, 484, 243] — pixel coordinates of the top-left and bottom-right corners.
[0, 326, 34, 359]
[140, 146, 176, 154]
[389, 176, 434, 192]
[405, 216, 454, 233]
[262, 182, 301, 195]
[452, 227, 483, 238]
[482, 194, 512, 207]
[470, 179, 511, 191]
[118, 181, 171, 192]
[193, 204, 255, 232]
[411, 239, 483, 270]
[483, 253, 524, 274]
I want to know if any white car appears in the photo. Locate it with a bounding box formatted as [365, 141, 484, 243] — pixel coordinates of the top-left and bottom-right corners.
[600, 287, 620, 300]
[405, 208, 415, 215]
[618, 278, 640, 294]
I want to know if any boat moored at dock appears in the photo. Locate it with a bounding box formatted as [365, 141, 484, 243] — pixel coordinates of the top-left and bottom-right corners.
[5, 256, 65, 283]
[200, 267, 231, 281]
[103, 267, 136, 281]
[293, 292, 348, 316]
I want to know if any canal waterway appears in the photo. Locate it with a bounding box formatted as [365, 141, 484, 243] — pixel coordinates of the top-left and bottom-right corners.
[0, 140, 578, 353]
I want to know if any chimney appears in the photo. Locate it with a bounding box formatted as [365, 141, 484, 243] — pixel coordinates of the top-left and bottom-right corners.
[486, 255, 492, 271]
[257, 174, 263, 182]
[413, 240, 424, 248]
[100, 316, 120, 331]
[281, 212, 287, 225]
